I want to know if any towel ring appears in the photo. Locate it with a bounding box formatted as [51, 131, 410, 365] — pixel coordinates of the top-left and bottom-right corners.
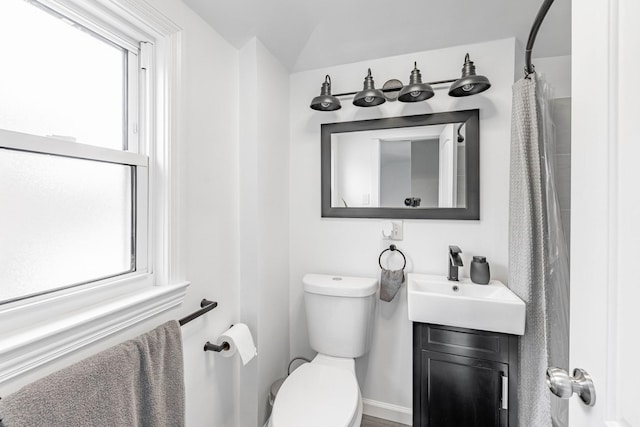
[378, 244, 407, 270]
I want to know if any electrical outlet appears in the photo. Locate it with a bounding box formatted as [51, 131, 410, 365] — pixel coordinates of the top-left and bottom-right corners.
[381, 220, 403, 241]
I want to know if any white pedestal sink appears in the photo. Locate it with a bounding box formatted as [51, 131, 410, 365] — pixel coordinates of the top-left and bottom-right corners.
[407, 273, 526, 335]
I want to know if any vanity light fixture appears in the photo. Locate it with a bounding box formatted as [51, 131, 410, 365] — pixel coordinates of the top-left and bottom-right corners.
[309, 53, 491, 111]
[310, 75, 342, 111]
[397, 62, 434, 102]
[448, 53, 492, 97]
[353, 68, 386, 107]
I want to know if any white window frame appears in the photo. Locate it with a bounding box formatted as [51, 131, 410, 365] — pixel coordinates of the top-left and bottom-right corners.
[0, 0, 187, 385]
[0, 129, 150, 302]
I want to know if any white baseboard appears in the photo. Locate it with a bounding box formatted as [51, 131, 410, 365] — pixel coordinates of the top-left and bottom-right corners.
[362, 398, 412, 425]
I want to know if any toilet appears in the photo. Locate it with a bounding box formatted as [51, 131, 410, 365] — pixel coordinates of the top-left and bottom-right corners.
[269, 273, 377, 427]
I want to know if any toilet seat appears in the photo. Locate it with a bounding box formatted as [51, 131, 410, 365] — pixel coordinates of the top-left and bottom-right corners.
[270, 361, 360, 427]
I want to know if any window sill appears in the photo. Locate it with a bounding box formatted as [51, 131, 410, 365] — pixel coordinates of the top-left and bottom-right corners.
[0, 281, 189, 384]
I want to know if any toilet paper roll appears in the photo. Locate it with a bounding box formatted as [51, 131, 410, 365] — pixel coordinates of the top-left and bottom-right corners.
[215, 323, 257, 365]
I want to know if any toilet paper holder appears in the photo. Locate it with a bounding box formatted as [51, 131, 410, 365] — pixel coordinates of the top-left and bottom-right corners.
[203, 324, 233, 352]
[204, 341, 230, 352]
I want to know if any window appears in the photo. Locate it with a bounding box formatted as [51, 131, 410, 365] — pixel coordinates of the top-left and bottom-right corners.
[0, 0, 185, 384]
[0, 0, 129, 149]
[0, 0, 147, 304]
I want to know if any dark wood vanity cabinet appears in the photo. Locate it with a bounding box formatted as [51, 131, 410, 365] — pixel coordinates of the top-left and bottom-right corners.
[413, 323, 519, 427]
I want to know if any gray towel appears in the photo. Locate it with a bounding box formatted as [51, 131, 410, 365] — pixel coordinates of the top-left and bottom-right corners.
[0, 321, 184, 427]
[380, 268, 404, 302]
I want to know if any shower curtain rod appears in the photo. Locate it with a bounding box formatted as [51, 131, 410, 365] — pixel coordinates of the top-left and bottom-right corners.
[525, 0, 555, 76]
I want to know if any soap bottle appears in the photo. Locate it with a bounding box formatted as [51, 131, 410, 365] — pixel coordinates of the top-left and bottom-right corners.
[470, 256, 490, 284]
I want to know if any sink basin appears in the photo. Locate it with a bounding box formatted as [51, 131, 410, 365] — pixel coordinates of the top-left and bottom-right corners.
[407, 273, 526, 335]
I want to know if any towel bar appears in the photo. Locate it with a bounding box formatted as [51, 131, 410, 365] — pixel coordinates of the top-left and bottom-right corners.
[179, 299, 218, 326]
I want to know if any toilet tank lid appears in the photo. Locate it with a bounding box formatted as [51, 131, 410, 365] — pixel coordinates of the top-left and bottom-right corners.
[303, 273, 378, 297]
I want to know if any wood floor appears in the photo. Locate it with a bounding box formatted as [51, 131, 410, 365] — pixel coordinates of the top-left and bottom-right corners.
[360, 415, 410, 427]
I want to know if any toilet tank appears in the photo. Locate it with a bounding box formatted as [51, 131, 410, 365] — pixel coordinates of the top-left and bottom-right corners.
[303, 274, 377, 358]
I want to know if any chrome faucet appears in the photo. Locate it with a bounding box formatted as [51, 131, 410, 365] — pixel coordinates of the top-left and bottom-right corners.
[447, 246, 463, 281]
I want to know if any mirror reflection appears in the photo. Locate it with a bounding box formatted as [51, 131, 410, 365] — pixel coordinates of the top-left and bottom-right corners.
[321, 110, 479, 219]
[331, 123, 466, 209]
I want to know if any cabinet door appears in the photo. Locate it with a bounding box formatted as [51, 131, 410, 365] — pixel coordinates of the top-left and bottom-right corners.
[420, 350, 508, 427]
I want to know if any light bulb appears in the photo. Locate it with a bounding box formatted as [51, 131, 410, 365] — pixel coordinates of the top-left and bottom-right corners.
[462, 84, 474, 92]
[364, 96, 375, 103]
[410, 91, 421, 98]
[321, 102, 331, 108]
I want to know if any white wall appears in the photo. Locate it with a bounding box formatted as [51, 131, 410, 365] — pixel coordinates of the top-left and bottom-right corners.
[238, 38, 291, 426]
[333, 133, 378, 207]
[0, 1, 243, 426]
[533, 55, 571, 98]
[166, 1, 241, 425]
[289, 38, 518, 422]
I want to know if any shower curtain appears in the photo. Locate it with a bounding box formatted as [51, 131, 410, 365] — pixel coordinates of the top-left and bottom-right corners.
[509, 74, 570, 427]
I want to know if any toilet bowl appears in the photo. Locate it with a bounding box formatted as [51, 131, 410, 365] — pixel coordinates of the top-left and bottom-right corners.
[268, 274, 377, 427]
[268, 354, 362, 427]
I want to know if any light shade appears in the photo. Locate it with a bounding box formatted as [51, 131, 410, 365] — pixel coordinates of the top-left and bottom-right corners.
[353, 69, 386, 107]
[310, 75, 341, 111]
[398, 62, 434, 102]
[448, 53, 491, 97]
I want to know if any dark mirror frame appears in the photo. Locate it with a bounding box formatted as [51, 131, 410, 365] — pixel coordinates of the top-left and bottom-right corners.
[321, 109, 480, 220]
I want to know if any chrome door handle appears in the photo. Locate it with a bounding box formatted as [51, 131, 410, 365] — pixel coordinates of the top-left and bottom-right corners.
[546, 367, 596, 406]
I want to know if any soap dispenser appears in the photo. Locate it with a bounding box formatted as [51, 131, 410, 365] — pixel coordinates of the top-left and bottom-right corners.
[470, 256, 490, 284]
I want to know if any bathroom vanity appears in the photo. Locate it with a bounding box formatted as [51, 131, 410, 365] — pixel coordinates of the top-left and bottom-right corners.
[412, 323, 518, 427]
[407, 273, 525, 426]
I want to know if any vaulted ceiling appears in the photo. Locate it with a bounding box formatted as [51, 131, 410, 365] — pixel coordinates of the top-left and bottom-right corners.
[182, 0, 571, 72]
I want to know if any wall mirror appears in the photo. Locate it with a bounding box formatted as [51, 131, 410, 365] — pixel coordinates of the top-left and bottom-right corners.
[321, 109, 479, 219]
